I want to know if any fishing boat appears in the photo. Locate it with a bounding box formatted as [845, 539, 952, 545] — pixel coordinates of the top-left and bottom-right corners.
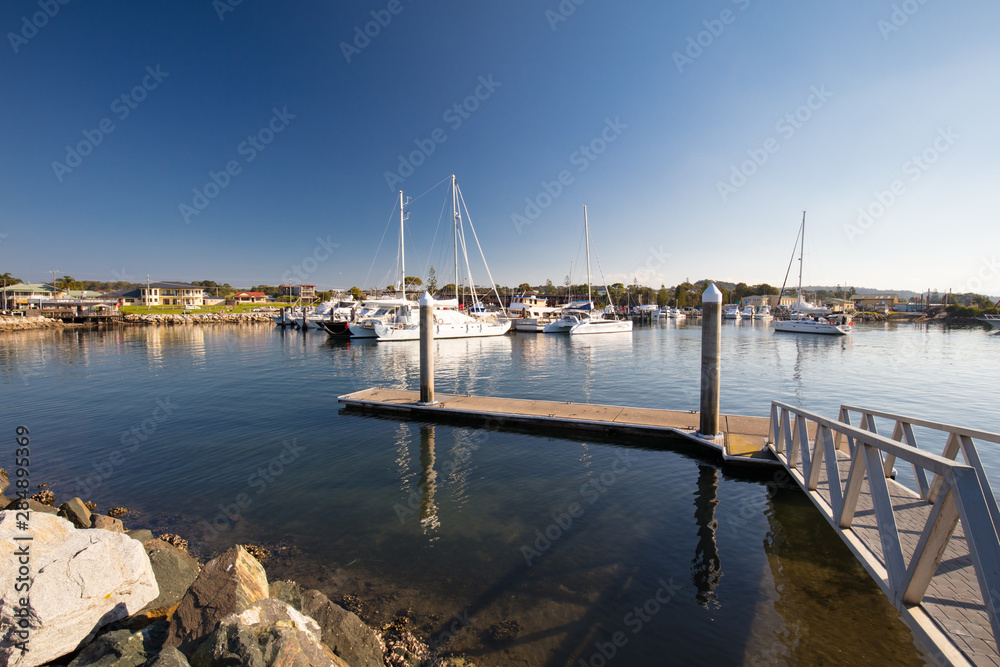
[741, 305, 755, 320]
[773, 212, 851, 336]
[979, 314, 1000, 331]
[373, 175, 511, 341]
[723, 305, 741, 320]
[543, 206, 632, 335]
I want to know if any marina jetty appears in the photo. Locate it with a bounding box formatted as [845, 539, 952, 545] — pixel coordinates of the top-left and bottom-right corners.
[341, 287, 1000, 666]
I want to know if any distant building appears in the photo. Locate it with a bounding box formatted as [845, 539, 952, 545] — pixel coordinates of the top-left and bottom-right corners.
[138, 281, 205, 307]
[740, 294, 798, 308]
[1, 283, 58, 305]
[853, 294, 899, 313]
[232, 291, 268, 304]
[281, 284, 316, 301]
[103, 288, 143, 305]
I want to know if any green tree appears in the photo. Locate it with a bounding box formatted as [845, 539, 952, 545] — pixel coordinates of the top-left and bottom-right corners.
[316, 290, 332, 302]
[0, 272, 22, 286]
[518, 282, 531, 293]
[56, 275, 83, 290]
[404, 276, 423, 289]
[440, 283, 456, 297]
[426, 267, 438, 294]
[657, 284, 670, 307]
[545, 278, 555, 293]
[349, 286, 363, 300]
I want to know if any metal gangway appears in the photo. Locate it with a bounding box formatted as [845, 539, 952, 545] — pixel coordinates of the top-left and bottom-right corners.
[767, 402, 1000, 666]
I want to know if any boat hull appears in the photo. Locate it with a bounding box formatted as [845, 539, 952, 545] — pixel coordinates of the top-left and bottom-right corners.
[374, 319, 511, 341]
[773, 320, 850, 335]
[569, 319, 633, 335]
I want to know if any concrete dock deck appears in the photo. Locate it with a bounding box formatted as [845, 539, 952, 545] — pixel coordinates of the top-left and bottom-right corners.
[338, 387, 777, 465]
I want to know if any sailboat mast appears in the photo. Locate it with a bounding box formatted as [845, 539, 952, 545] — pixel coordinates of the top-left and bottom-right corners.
[798, 210, 805, 303]
[452, 174, 459, 303]
[399, 190, 406, 300]
[584, 205, 592, 306]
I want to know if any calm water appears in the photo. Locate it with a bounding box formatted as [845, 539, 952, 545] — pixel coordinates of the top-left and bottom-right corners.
[2, 320, 997, 665]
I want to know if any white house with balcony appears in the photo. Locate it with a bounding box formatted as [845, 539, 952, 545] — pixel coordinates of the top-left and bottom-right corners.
[139, 281, 206, 307]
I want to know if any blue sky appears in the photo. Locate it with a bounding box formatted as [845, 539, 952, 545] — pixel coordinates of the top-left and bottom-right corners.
[2, 1, 998, 295]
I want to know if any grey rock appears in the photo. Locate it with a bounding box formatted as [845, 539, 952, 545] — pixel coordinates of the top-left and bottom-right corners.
[144, 647, 190, 667]
[164, 545, 269, 653]
[92, 514, 125, 532]
[189, 598, 348, 667]
[59, 496, 93, 528]
[302, 589, 386, 667]
[126, 529, 154, 543]
[20, 497, 60, 515]
[0, 470, 8, 495]
[269, 580, 302, 611]
[67, 622, 169, 667]
[136, 539, 200, 620]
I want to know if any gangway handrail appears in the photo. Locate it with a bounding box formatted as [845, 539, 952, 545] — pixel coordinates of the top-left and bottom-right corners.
[767, 401, 1000, 657]
[838, 405, 1000, 535]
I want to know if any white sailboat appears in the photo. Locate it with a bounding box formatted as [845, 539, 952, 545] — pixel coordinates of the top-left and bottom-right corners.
[374, 175, 511, 341]
[543, 206, 632, 335]
[773, 212, 852, 336]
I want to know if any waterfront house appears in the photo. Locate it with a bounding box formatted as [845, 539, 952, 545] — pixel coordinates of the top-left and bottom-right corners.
[138, 281, 206, 307]
[740, 294, 799, 309]
[232, 291, 268, 304]
[281, 284, 316, 301]
[102, 288, 143, 305]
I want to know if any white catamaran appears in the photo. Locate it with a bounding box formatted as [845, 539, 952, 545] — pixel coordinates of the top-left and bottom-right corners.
[373, 175, 511, 341]
[773, 212, 852, 336]
[543, 205, 632, 335]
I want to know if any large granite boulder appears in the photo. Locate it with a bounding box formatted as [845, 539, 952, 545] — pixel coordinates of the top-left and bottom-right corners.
[302, 589, 386, 667]
[190, 598, 349, 667]
[0, 511, 159, 667]
[164, 545, 268, 653]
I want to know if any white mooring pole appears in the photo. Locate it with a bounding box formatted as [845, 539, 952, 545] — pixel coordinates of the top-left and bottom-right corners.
[699, 283, 722, 437]
[419, 291, 436, 404]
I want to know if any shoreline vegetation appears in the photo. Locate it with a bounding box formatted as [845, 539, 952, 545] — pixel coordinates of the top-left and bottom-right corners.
[0, 476, 473, 666]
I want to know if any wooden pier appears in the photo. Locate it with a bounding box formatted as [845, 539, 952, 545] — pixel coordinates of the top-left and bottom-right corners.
[338, 388, 776, 465]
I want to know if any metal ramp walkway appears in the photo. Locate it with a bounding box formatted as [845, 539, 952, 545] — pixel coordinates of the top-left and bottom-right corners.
[767, 402, 1000, 666]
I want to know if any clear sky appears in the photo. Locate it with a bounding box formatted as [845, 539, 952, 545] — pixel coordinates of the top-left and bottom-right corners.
[2, 1, 997, 296]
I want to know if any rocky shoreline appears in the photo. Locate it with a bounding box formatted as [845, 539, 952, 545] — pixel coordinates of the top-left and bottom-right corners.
[0, 478, 471, 667]
[0, 313, 276, 332]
